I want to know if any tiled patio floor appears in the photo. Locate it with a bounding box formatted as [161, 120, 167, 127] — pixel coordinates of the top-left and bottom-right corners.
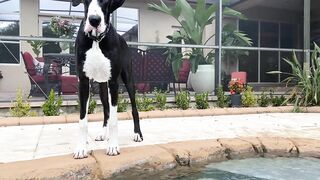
[0, 113, 319, 163]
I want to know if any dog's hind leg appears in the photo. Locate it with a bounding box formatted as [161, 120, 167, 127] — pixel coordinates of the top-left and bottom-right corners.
[73, 77, 90, 159]
[121, 70, 143, 142]
[106, 80, 120, 155]
[95, 82, 110, 141]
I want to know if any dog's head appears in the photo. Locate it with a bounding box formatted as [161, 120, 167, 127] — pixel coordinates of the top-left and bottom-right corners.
[72, 0, 125, 35]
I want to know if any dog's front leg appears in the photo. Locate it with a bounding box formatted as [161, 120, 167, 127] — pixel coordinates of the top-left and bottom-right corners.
[73, 77, 90, 159]
[106, 81, 120, 156]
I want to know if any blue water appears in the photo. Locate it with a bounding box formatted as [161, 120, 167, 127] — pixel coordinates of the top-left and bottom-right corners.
[196, 157, 320, 180]
[114, 157, 320, 180]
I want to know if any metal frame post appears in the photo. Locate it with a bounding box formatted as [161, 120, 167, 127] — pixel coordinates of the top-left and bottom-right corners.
[215, 0, 222, 91]
[304, 0, 310, 70]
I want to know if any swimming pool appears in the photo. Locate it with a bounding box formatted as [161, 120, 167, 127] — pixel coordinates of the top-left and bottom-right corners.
[115, 157, 320, 180]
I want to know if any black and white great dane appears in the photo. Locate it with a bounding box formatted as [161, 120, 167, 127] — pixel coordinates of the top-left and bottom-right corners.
[72, 0, 143, 159]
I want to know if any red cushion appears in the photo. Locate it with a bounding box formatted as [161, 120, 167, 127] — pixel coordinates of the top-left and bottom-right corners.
[31, 74, 60, 82]
[231, 72, 247, 84]
[22, 52, 36, 76]
[31, 75, 45, 82]
[61, 75, 78, 94]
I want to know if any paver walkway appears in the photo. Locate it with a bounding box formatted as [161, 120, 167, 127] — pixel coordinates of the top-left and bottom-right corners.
[1, 113, 319, 163]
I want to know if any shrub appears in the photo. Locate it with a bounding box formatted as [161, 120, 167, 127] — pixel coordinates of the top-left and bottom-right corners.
[271, 95, 287, 107]
[258, 91, 270, 107]
[88, 96, 97, 114]
[241, 86, 257, 107]
[216, 86, 230, 108]
[76, 93, 97, 114]
[136, 94, 155, 112]
[42, 89, 63, 116]
[10, 89, 37, 117]
[175, 91, 190, 110]
[195, 92, 209, 109]
[117, 94, 129, 112]
[155, 90, 167, 110]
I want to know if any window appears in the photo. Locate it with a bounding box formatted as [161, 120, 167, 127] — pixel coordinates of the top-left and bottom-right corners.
[0, 0, 20, 64]
[39, 1, 139, 42]
[239, 20, 300, 83]
[116, 7, 139, 42]
[40, 0, 84, 16]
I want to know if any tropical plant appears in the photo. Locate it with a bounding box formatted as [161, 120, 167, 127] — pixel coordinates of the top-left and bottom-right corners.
[42, 89, 63, 116]
[216, 86, 230, 108]
[269, 44, 320, 107]
[241, 86, 257, 107]
[175, 91, 190, 110]
[26, 38, 48, 58]
[10, 89, 37, 117]
[195, 92, 209, 109]
[149, 0, 252, 77]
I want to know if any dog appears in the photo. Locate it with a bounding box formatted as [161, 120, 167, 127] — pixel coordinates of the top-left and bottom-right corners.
[72, 0, 143, 159]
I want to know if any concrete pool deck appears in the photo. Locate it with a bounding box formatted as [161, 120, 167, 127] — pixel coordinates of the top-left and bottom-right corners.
[0, 113, 320, 179]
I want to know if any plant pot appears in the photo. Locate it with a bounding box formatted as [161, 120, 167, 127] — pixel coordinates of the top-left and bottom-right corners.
[189, 64, 215, 93]
[177, 59, 190, 82]
[231, 94, 241, 107]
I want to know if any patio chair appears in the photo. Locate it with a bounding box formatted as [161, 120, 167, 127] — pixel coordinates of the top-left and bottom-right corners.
[21, 51, 61, 97]
[129, 47, 150, 93]
[60, 75, 78, 95]
[231, 71, 247, 86]
[144, 48, 174, 92]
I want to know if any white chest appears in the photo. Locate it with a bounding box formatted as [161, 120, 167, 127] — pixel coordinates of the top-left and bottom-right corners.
[83, 41, 111, 82]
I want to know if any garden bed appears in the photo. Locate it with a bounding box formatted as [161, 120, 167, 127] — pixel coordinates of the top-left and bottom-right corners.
[0, 106, 319, 127]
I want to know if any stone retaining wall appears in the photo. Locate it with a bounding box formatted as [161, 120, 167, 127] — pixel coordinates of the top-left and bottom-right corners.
[0, 137, 319, 179]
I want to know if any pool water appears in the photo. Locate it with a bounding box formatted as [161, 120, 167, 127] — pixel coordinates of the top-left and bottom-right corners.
[115, 157, 320, 180]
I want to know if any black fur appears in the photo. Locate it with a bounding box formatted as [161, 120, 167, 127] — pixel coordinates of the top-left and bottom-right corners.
[73, 0, 143, 140]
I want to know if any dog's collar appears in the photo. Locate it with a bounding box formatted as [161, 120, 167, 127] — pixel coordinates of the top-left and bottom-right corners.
[88, 24, 110, 42]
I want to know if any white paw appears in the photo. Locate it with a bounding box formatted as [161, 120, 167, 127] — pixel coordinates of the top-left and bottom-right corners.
[133, 133, 143, 142]
[95, 134, 108, 141]
[73, 144, 88, 159]
[106, 143, 120, 156]
[95, 126, 108, 141]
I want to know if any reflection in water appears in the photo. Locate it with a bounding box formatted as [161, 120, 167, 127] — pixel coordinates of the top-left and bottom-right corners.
[114, 157, 320, 180]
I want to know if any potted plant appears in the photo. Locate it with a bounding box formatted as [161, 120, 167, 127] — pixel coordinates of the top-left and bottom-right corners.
[50, 16, 76, 53]
[27, 38, 48, 58]
[228, 78, 244, 107]
[149, 0, 251, 93]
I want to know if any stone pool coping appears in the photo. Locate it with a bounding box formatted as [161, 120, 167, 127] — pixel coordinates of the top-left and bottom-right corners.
[1, 106, 320, 127]
[0, 137, 319, 179]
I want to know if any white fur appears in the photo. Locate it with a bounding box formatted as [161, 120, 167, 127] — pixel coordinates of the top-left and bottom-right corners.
[95, 126, 108, 141]
[84, 41, 111, 82]
[73, 99, 89, 159]
[106, 90, 120, 155]
[84, 0, 106, 34]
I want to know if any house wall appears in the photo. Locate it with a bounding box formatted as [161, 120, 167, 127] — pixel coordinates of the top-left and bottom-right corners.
[0, 0, 38, 98]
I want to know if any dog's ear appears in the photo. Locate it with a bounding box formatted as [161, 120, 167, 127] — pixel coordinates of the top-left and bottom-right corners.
[72, 0, 82, 7]
[109, 0, 125, 13]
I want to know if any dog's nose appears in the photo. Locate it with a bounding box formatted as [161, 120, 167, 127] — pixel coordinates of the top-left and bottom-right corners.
[89, 15, 101, 28]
